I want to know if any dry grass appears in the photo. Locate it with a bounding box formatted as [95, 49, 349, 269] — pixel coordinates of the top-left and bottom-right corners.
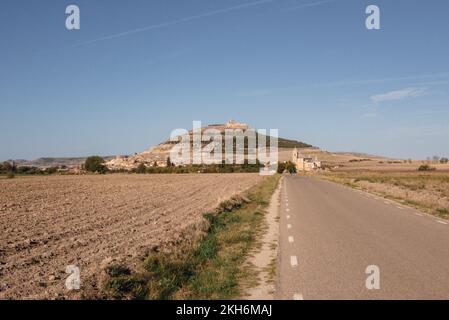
[320, 170, 449, 219]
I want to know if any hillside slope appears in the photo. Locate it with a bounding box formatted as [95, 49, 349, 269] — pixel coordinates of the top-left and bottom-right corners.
[106, 120, 312, 170]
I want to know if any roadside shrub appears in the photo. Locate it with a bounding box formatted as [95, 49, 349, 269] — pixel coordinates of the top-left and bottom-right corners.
[84, 156, 108, 173]
[105, 264, 131, 277]
[440, 157, 449, 164]
[418, 164, 436, 171]
[277, 161, 296, 174]
[6, 172, 15, 179]
[277, 162, 286, 174]
[287, 162, 297, 174]
[105, 275, 148, 300]
[435, 208, 449, 218]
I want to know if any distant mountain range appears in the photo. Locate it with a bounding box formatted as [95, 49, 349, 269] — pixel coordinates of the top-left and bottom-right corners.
[8, 156, 116, 168]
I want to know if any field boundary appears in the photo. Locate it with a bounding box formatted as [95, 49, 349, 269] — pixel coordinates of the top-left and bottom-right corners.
[102, 175, 281, 300]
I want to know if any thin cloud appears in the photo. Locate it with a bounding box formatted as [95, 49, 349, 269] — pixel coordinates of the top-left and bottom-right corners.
[370, 87, 426, 103]
[237, 72, 449, 97]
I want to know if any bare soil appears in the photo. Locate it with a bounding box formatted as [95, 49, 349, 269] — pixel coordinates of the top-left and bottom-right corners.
[0, 173, 262, 299]
[244, 177, 281, 300]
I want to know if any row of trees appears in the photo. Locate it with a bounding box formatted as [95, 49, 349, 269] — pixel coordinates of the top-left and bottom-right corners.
[134, 159, 263, 174]
[1, 162, 62, 178]
[277, 161, 297, 174]
[2, 156, 266, 176]
[84, 156, 264, 174]
[426, 156, 449, 164]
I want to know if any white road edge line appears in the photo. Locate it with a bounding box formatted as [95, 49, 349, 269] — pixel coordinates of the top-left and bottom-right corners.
[437, 220, 448, 225]
[290, 256, 298, 267]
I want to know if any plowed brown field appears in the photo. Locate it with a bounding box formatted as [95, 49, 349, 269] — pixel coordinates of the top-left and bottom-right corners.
[0, 173, 263, 299]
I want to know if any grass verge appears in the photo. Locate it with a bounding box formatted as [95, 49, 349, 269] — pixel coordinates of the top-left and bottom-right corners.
[104, 174, 280, 300]
[319, 171, 449, 219]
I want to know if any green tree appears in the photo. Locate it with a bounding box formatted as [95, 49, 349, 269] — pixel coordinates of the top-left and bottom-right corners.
[46, 167, 58, 174]
[136, 163, 147, 174]
[277, 162, 286, 174]
[2, 161, 13, 173]
[287, 162, 297, 174]
[166, 157, 173, 167]
[84, 156, 108, 173]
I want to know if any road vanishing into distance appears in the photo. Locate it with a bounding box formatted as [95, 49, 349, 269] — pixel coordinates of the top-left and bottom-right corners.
[276, 175, 449, 300]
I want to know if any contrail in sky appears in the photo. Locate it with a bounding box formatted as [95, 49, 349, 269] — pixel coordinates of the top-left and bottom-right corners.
[69, 0, 275, 48]
[285, 0, 337, 11]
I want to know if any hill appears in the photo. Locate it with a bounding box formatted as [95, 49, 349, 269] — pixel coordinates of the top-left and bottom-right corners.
[106, 120, 312, 170]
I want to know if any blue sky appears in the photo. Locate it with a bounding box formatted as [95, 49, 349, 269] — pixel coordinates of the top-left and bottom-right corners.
[1, 0, 448, 160]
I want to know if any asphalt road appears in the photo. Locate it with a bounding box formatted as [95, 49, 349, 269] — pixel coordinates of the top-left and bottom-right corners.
[276, 175, 449, 300]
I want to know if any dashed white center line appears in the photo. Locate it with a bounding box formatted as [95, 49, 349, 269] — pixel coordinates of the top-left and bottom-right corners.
[287, 224, 292, 229]
[288, 236, 294, 243]
[290, 256, 298, 267]
[286, 215, 290, 219]
[286, 208, 290, 212]
[437, 220, 448, 225]
[293, 293, 304, 300]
